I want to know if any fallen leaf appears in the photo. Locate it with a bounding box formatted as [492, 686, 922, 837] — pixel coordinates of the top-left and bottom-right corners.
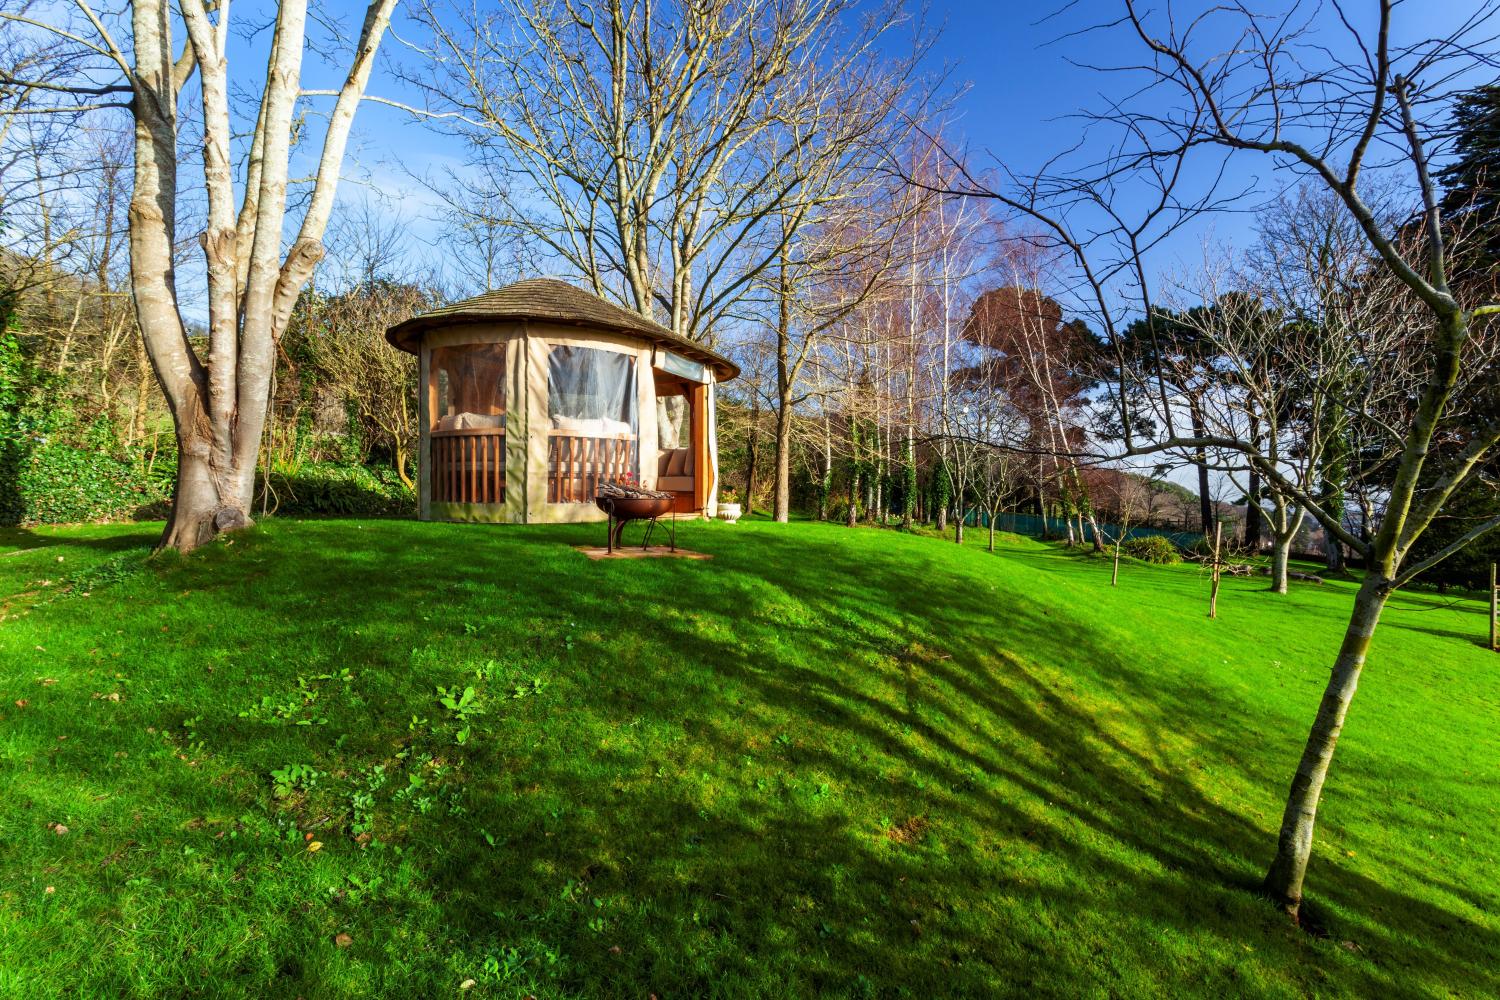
[459, 980, 476, 991]
[48, 823, 69, 836]
[38, 678, 57, 686]
[609, 945, 622, 955]
[14, 699, 27, 708]
[333, 932, 352, 948]
[307, 841, 323, 853]
[304, 832, 314, 842]
[44, 886, 55, 894]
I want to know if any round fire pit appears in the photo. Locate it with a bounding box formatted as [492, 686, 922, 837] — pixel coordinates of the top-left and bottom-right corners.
[595, 487, 675, 551]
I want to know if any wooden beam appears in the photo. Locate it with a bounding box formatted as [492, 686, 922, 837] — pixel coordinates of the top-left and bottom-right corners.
[692, 382, 708, 512]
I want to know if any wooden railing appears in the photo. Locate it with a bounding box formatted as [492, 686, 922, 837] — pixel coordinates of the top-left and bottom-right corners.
[431, 428, 505, 505]
[547, 431, 636, 503]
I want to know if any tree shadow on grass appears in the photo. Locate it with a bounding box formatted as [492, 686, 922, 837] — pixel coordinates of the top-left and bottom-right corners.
[28, 518, 1498, 997]
[711, 533, 1500, 995]
[0, 524, 159, 555]
[304, 525, 1500, 992]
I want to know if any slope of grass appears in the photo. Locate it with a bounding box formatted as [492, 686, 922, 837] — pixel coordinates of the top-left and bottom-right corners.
[0, 516, 1495, 998]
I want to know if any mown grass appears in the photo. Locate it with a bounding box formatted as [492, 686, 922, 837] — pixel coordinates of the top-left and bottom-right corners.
[0, 515, 1495, 998]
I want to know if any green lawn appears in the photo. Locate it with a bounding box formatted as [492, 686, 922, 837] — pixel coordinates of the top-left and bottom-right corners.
[0, 515, 1495, 998]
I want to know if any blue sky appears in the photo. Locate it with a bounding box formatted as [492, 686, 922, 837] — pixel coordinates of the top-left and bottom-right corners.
[256, 0, 1489, 302]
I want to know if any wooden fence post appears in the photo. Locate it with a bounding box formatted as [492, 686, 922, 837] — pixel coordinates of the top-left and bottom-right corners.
[1209, 521, 1222, 620]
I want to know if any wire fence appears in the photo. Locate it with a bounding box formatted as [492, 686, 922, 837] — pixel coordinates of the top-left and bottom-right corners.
[971, 510, 1205, 551]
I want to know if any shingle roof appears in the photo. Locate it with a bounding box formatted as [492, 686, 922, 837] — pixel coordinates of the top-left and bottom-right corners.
[385, 277, 738, 380]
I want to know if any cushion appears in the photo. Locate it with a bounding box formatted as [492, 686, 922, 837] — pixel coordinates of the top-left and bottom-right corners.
[552, 415, 633, 437]
[657, 476, 695, 492]
[454, 411, 502, 430]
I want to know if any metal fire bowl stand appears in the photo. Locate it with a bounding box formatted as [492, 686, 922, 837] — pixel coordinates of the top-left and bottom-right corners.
[595, 495, 676, 554]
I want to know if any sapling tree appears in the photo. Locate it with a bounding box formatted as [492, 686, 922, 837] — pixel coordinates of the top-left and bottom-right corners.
[1097, 469, 1153, 587]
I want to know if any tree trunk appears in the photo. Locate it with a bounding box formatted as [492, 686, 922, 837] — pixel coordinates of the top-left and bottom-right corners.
[772, 400, 792, 523]
[1189, 395, 1213, 535]
[818, 413, 832, 521]
[954, 509, 964, 545]
[1270, 538, 1291, 594]
[846, 471, 859, 528]
[900, 431, 914, 531]
[394, 441, 415, 491]
[745, 399, 760, 517]
[1245, 467, 1263, 552]
[157, 440, 250, 551]
[1264, 574, 1390, 918]
[1324, 527, 1346, 574]
[1245, 408, 1263, 552]
[772, 263, 793, 523]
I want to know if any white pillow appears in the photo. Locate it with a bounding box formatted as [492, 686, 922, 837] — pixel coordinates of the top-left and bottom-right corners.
[552, 415, 602, 434]
[552, 415, 634, 437]
[455, 411, 502, 429]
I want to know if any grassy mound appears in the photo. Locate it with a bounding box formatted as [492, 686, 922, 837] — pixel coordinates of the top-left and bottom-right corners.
[0, 517, 1495, 998]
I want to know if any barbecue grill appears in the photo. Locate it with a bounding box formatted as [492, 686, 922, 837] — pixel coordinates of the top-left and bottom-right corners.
[595, 483, 677, 553]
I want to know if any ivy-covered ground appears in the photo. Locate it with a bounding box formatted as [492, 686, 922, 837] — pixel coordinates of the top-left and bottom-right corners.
[0, 516, 1495, 998]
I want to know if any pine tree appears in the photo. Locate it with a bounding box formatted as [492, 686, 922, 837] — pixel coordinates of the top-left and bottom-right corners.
[1437, 84, 1500, 282]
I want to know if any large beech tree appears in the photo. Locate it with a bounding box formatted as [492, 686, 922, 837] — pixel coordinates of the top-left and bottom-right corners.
[6, 0, 399, 550]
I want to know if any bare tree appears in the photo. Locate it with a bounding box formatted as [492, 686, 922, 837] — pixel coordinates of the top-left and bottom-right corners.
[1157, 261, 1398, 594]
[5, 0, 400, 550]
[409, 0, 916, 345]
[1110, 1, 1500, 916]
[912, 0, 1500, 920]
[304, 212, 442, 490]
[767, 184, 913, 523]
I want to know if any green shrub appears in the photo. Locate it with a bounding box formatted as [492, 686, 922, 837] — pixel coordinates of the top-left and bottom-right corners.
[1121, 534, 1183, 565]
[261, 462, 415, 517]
[14, 442, 168, 525]
[1, 326, 42, 526]
[1183, 534, 1240, 560]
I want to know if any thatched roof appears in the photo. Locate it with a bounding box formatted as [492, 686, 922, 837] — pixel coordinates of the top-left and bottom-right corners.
[385, 277, 738, 380]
